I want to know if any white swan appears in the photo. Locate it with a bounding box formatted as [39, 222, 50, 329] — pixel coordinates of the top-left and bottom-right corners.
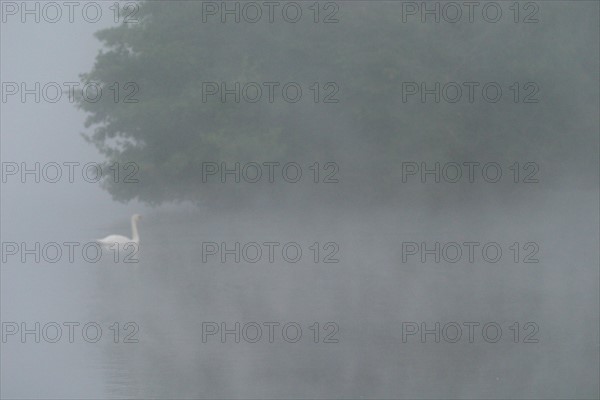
[97, 214, 141, 251]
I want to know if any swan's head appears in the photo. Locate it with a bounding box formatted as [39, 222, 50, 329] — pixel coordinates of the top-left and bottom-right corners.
[132, 214, 142, 222]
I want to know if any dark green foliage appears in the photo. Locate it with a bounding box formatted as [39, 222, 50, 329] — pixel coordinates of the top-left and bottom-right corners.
[77, 2, 598, 207]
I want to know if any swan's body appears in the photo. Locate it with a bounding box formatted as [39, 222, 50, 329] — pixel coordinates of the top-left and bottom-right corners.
[97, 214, 141, 250]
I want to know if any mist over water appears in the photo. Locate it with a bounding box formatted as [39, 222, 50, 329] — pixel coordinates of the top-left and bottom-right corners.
[1, 1, 598, 399]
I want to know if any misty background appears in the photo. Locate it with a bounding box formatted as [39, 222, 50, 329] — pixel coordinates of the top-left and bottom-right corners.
[1, 1, 598, 399]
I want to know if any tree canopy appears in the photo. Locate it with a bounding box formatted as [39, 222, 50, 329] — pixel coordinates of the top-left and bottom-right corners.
[77, 1, 598, 207]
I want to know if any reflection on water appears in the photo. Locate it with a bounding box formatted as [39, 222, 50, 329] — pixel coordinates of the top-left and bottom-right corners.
[98, 345, 140, 399]
[1, 191, 598, 398]
[87, 191, 598, 399]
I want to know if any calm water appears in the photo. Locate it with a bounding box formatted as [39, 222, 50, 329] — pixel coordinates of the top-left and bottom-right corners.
[6, 191, 597, 399]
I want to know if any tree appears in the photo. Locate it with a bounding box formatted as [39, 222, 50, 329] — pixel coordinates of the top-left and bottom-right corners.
[77, 1, 597, 207]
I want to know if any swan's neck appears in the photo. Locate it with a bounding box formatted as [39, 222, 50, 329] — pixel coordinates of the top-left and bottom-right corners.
[131, 218, 140, 243]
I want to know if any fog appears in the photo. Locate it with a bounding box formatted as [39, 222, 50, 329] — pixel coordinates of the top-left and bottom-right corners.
[1, 1, 598, 399]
